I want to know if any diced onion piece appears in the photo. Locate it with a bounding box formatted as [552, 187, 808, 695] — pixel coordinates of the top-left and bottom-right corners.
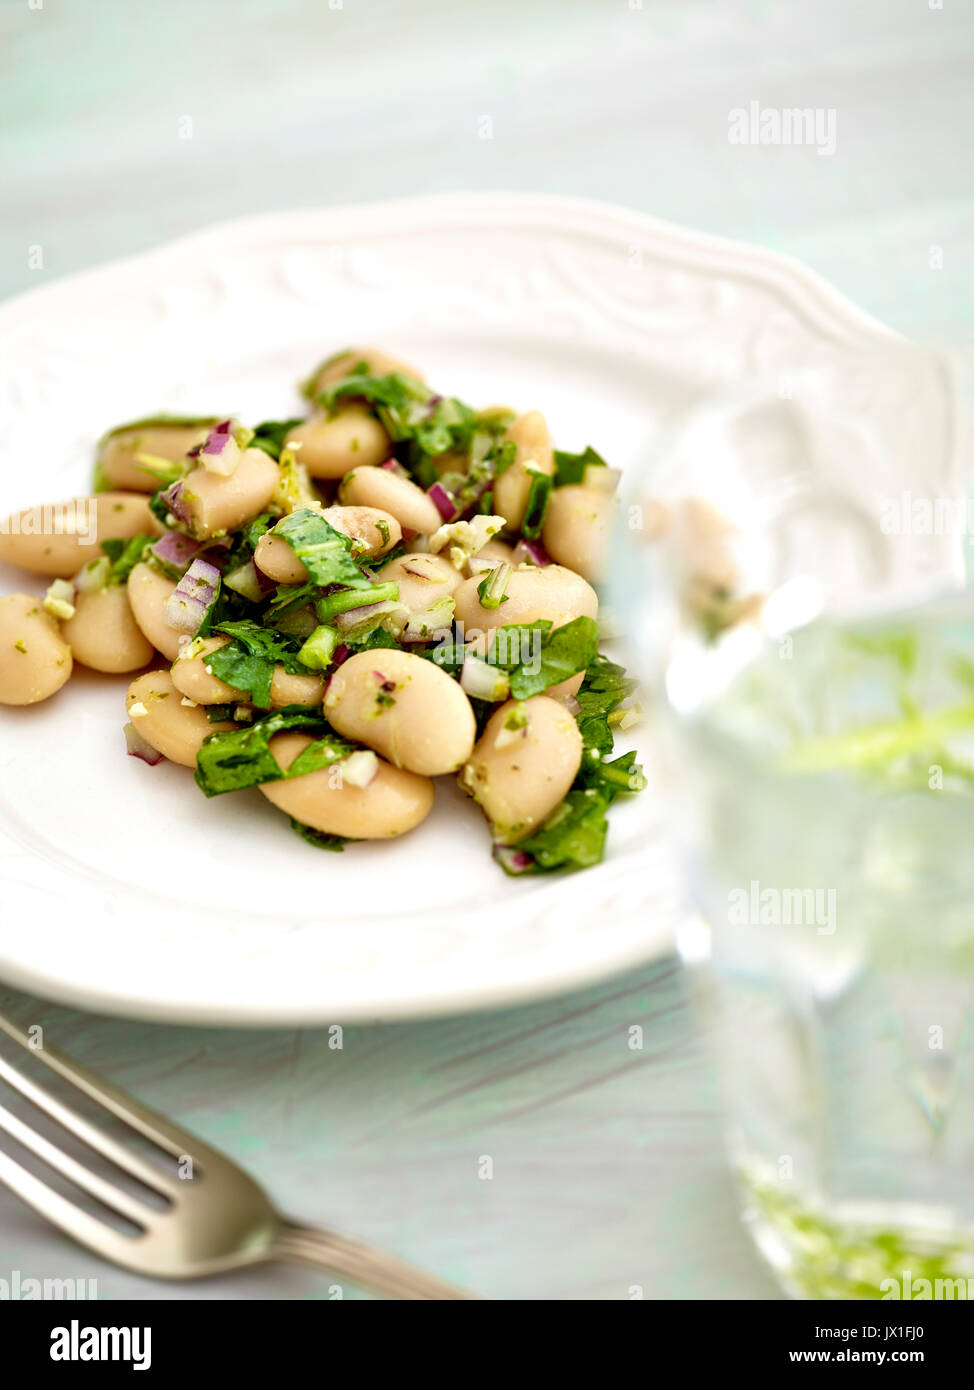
[400, 596, 455, 643]
[151, 531, 203, 575]
[465, 554, 498, 577]
[380, 458, 410, 478]
[194, 419, 242, 477]
[124, 721, 163, 765]
[333, 600, 407, 639]
[493, 844, 534, 874]
[75, 557, 110, 594]
[43, 578, 75, 621]
[338, 749, 379, 789]
[427, 481, 458, 522]
[165, 558, 221, 635]
[159, 478, 191, 526]
[511, 537, 551, 567]
[460, 654, 511, 702]
[583, 464, 621, 493]
[223, 560, 266, 602]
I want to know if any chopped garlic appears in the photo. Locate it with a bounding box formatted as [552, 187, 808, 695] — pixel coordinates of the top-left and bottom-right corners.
[128, 701, 149, 718]
[180, 697, 199, 708]
[429, 515, 504, 569]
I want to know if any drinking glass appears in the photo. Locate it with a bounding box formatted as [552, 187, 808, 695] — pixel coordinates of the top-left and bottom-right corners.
[613, 343, 974, 1298]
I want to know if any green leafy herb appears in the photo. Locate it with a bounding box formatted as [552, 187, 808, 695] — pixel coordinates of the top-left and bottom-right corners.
[208, 620, 310, 708]
[241, 512, 276, 550]
[195, 707, 352, 797]
[553, 445, 607, 487]
[508, 616, 599, 700]
[577, 748, 646, 797]
[575, 654, 638, 755]
[100, 535, 155, 585]
[250, 418, 304, 461]
[206, 703, 238, 724]
[288, 818, 349, 852]
[274, 509, 373, 591]
[500, 786, 614, 875]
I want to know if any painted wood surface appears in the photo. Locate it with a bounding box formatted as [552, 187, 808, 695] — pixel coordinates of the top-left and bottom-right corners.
[0, 0, 972, 1299]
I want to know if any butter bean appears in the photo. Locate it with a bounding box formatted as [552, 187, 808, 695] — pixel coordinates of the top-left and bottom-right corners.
[324, 648, 475, 775]
[338, 466, 441, 537]
[0, 494, 162, 579]
[126, 562, 183, 661]
[174, 448, 279, 540]
[493, 411, 555, 532]
[62, 586, 154, 673]
[460, 696, 583, 844]
[126, 670, 234, 766]
[96, 421, 213, 493]
[375, 553, 462, 611]
[0, 595, 72, 705]
[542, 484, 615, 583]
[171, 636, 324, 708]
[286, 409, 391, 479]
[454, 563, 598, 635]
[260, 733, 434, 839]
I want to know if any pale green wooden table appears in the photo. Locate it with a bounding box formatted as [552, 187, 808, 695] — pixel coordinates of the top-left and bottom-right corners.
[1, 0, 972, 1299]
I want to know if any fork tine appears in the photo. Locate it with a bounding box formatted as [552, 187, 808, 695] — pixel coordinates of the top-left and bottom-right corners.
[0, 1052, 178, 1197]
[0, 1101, 156, 1228]
[0, 1146, 139, 1268]
[0, 1010, 222, 1171]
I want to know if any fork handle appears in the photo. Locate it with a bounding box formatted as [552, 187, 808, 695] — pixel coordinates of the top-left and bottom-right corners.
[274, 1223, 478, 1300]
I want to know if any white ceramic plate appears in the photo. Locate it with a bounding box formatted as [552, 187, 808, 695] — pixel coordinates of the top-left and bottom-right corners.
[0, 193, 910, 1025]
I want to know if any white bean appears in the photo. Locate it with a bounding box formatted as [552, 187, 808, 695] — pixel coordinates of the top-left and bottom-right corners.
[286, 409, 391, 479]
[260, 732, 435, 839]
[542, 484, 615, 583]
[338, 466, 441, 537]
[460, 695, 583, 843]
[0, 595, 72, 705]
[324, 648, 476, 775]
[126, 670, 234, 766]
[493, 411, 555, 532]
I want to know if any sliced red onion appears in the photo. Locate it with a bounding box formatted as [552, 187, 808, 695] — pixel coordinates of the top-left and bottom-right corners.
[559, 693, 582, 717]
[380, 458, 409, 478]
[338, 750, 379, 789]
[460, 654, 510, 701]
[493, 844, 534, 874]
[333, 644, 352, 667]
[165, 558, 221, 635]
[334, 600, 406, 637]
[427, 481, 458, 522]
[400, 597, 455, 643]
[124, 722, 163, 766]
[151, 531, 203, 575]
[159, 478, 191, 525]
[199, 423, 242, 476]
[466, 554, 499, 577]
[511, 537, 552, 567]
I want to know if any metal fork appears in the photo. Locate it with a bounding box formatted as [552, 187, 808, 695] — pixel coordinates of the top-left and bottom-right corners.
[0, 1012, 475, 1299]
